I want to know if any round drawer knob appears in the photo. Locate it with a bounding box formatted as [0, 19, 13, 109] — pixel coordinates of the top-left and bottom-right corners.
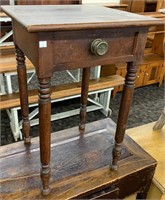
[91, 39, 108, 56]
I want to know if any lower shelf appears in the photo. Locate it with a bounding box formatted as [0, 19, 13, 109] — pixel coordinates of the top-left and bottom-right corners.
[0, 118, 157, 199]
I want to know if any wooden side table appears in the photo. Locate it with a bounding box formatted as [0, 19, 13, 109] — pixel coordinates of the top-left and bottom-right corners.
[1, 5, 163, 196]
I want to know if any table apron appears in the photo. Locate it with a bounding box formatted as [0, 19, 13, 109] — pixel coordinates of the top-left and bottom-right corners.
[13, 21, 148, 78]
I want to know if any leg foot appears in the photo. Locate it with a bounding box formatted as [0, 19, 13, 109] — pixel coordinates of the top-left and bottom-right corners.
[42, 188, 51, 196]
[40, 164, 51, 196]
[79, 105, 87, 131]
[111, 142, 121, 171]
[79, 123, 85, 130]
[110, 164, 118, 171]
[24, 136, 31, 144]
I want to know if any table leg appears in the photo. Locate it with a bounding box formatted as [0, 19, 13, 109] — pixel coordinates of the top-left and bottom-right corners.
[15, 45, 31, 144]
[38, 77, 51, 196]
[79, 67, 90, 130]
[111, 62, 138, 170]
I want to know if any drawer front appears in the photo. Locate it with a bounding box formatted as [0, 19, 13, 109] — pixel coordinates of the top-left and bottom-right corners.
[52, 28, 145, 71]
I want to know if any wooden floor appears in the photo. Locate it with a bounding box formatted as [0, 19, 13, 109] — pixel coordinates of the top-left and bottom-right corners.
[126, 122, 165, 200]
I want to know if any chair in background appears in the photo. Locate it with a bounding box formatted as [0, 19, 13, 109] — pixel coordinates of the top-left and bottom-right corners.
[153, 107, 165, 130]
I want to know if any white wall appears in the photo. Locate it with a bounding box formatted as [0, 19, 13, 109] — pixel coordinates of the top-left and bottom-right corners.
[83, 0, 120, 4]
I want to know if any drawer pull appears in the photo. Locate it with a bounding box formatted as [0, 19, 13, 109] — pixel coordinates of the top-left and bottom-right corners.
[91, 39, 108, 56]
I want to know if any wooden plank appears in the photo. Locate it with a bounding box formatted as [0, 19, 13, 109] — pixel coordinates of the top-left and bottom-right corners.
[0, 12, 8, 17]
[100, 3, 128, 10]
[0, 75, 124, 110]
[0, 45, 15, 55]
[0, 118, 157, 199]
[102, 3, 128, 8]
[139, 12, 165, 18]
[0, 53, 34, 73]
[142, 53, 164, 64]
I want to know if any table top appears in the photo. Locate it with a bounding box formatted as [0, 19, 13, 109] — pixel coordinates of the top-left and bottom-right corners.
[1, 5, 163, 32]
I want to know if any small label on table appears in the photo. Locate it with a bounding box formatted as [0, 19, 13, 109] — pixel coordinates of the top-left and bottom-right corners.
[39, 41, 47, 48]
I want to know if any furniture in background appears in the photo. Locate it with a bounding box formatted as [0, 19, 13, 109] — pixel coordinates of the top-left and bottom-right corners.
[156, 0, 165, 11]
[1, 5, 163, 196]
[101, 7, 165, 97]
[153, 107, 165, 130]
[120, 0, 164, 13]
[101, 53, 164, 98]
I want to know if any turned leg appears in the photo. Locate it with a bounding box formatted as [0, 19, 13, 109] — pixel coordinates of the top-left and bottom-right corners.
[38, 78, 51, 196]
[15, 45, 31, 144]
[79, 67, 90, 130]
[111, 62, 138, 170]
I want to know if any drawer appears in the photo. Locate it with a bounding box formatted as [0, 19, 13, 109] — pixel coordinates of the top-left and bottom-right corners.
[51, 28, 144, 71]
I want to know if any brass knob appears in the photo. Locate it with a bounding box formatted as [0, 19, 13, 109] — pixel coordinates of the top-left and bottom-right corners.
[91, 39, 108, 56]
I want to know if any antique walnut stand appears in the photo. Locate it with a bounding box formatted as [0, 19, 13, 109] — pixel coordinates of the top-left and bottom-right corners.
[1, 5, 163, 198]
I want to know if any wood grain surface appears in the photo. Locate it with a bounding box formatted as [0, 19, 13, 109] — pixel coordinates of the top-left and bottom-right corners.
[1, 5, 163, 32]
